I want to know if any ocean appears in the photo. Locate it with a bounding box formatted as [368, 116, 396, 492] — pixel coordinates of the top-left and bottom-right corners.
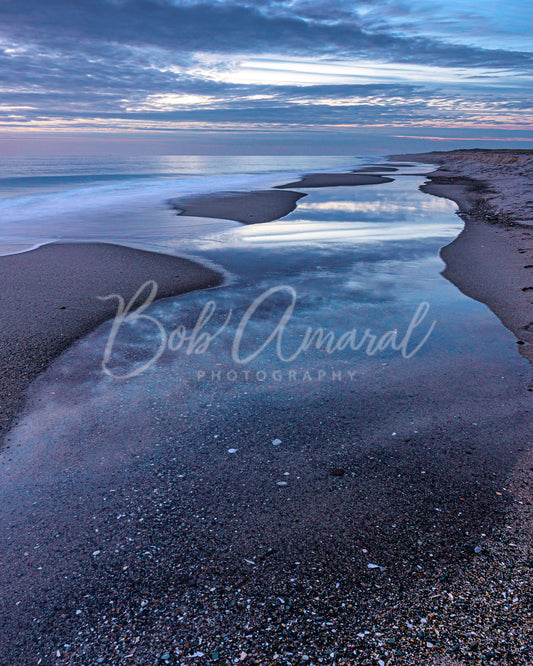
[0, 155, 361, 255]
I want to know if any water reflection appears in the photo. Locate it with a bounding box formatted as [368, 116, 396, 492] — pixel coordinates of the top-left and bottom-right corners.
[1, 168, 511, 481]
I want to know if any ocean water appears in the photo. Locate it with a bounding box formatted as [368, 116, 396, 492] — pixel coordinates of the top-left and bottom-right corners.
[0, 155, 362, 255]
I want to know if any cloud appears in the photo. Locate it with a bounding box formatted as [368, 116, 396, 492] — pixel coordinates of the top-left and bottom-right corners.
[1, 0, 531, 67]
[0, 0, 531, 135]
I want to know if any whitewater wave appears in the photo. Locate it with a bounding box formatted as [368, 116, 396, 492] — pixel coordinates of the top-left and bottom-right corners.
[0, 171, 307, 254]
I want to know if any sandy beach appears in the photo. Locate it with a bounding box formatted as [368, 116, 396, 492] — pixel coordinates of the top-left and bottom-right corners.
[0, 243, 222, 439]
[392, 151, 533, 368]
[169, 189, 307, 224]
[3, 0, 532, 661]
[0, 159, 532, 665]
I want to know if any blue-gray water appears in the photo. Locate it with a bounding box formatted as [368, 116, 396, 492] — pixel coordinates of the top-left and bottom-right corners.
[0, 157, 528, 486]
[0, 155, 362, 254]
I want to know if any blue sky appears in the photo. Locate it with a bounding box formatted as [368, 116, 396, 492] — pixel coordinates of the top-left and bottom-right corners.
[0, 0, 531, 153]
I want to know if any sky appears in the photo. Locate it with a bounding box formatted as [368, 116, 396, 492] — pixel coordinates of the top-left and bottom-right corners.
[0, 0, 532, 154]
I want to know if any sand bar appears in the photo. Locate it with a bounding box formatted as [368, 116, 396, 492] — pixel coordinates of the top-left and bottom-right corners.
[0, 242, 222, 438]
[169, 189, 306, 224]
[352, 166, 399, 172]
[276, 172, 394, 188]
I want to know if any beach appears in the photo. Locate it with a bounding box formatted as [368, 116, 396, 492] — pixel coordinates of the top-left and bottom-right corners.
[0, 243, 223, 440]
[169, 189, 307, 224]
[0, 156, 531, 665]
[3, 0, 532, 661]
[393, 151, 533, 367]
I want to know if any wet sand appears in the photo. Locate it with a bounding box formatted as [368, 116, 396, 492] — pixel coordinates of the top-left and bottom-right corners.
[0, 242, 222, 439]
[386, 149, 533, 662]
[169, 189, 307, 225]
[3, 340, 530, 664]
[276, 173, 394, 188]
[352, 166, 399, 173]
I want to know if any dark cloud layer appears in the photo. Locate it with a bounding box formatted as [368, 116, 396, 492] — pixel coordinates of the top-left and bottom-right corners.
[1, 0, 531, 66]
[0, 0, 531, 134]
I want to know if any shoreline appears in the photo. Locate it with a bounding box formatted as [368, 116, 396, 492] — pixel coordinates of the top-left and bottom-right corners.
[0, 242, 223, 442]
[0, 168, 398, 441]
[391, 150, 533, 369]
[385, 149, 533, 662]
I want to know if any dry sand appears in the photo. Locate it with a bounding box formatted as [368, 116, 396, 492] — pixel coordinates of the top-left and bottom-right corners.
[398, 150, 533, 224]
[0, 242, 222, 440]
